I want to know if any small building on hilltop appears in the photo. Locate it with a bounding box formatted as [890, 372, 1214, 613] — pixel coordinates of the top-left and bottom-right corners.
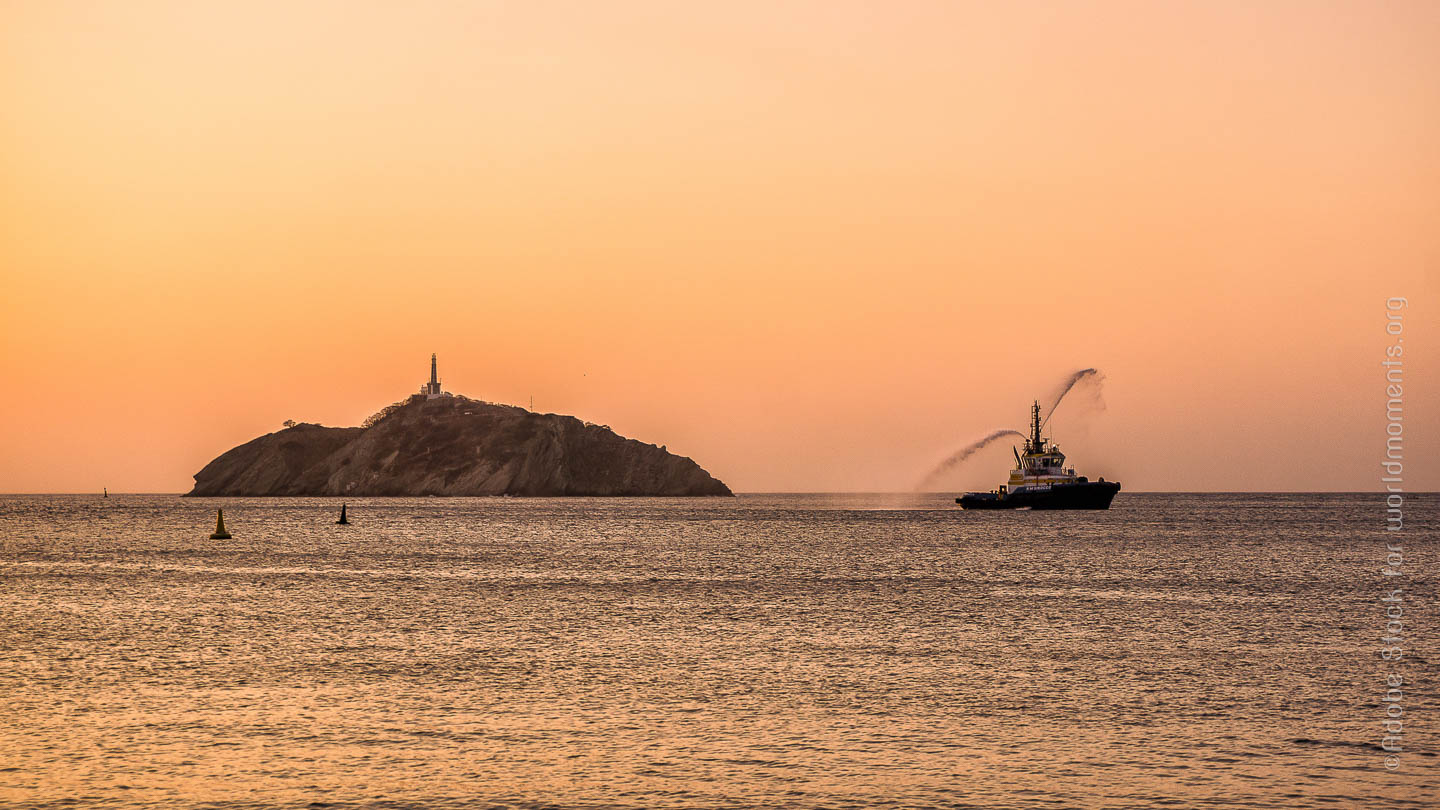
[420, 353, 451, 399]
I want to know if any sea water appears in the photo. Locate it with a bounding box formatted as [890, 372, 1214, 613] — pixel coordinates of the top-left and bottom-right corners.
[1, 493, 1435, 808]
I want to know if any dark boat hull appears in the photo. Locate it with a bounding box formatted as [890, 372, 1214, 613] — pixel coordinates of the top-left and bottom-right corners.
[957, 480, 1120, 510]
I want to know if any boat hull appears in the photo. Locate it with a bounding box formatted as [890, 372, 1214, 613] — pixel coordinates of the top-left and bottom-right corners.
[957, 480, 1120, 510]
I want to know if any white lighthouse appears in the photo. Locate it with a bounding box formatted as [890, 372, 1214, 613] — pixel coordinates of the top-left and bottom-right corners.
[420, 353, 449, 399]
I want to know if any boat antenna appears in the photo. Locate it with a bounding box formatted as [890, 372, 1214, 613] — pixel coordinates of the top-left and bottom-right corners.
[1040, 400, 1063, 434]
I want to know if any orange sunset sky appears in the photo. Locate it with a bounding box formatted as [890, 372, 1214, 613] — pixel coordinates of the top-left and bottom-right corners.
[2, 0, 1436, 493]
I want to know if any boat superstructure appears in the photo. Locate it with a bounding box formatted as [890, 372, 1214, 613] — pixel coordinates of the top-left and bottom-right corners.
[957, 401, 1119, 510]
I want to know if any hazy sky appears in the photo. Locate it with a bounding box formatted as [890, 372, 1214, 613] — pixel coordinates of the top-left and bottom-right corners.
[2, 0, 1436, 493]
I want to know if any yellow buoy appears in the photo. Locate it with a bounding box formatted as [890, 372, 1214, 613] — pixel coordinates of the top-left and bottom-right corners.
[209, 509, 231, 540]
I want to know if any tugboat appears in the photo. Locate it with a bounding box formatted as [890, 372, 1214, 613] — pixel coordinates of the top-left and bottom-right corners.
[957, 401, 1120, 510]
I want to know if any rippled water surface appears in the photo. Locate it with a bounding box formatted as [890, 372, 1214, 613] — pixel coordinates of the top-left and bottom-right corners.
[1, 493, 1436, 808]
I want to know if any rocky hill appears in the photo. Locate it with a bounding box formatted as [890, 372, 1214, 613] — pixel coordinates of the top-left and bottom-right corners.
[186, 395, 732, 497]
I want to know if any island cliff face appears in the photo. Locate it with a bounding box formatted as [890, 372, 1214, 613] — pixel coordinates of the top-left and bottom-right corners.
[187, 395, 732, 497]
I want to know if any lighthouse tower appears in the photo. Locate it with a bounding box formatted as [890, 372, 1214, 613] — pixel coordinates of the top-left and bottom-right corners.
[420, 353, 447, 399]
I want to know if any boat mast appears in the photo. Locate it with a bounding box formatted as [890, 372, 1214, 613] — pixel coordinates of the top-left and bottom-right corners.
[1030, 400, 1043, 453]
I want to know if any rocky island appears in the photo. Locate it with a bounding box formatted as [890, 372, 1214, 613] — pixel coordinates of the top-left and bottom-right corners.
[187, 356, 731, 497]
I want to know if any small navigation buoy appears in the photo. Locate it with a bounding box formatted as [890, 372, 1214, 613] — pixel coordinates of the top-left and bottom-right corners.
[336, 503, 350, 525]
[103, 487, 108, 498]
[209, 509, 232, 540]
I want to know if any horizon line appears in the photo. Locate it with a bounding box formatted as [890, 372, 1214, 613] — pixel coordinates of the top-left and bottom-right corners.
[0, 491, 1433, 497]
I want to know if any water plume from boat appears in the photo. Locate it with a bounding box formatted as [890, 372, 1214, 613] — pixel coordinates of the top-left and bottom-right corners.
[916, 429, 1024, 491]
[1041, 368, 1106, 430]
[917, 368, 1107, 491]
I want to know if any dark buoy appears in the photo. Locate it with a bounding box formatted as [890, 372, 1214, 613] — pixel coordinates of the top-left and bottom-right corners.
[209, 509, 231, 540]
[103, 487, 108, 498]
[336, 503, 350, 525]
